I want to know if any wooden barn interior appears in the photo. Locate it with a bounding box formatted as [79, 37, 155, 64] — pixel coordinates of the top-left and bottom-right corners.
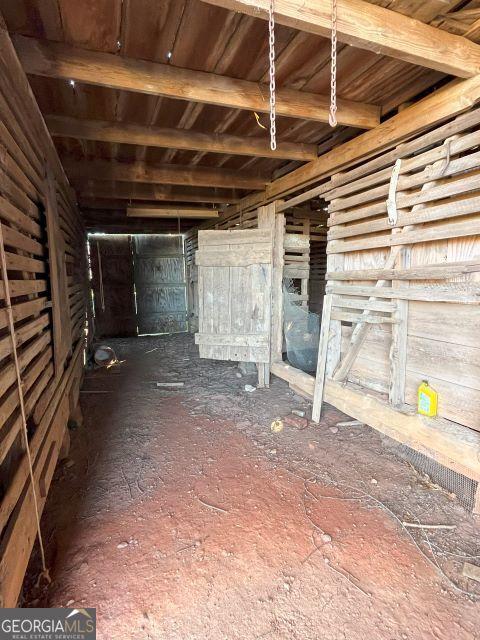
[0, 0, 479, 636]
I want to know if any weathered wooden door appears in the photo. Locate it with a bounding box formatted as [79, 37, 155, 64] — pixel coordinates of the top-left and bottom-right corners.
[195, 229, 273, 386]
[133, 235, 187, 334]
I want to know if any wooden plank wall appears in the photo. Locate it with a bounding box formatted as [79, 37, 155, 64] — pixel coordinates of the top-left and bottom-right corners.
[323, 106, 480, 432]
[0, 20, 87, 606]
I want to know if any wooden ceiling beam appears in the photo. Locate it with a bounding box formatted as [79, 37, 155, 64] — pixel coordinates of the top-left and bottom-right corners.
[13, 35, 380, 129]
[201, 0, 480, 77]
[46, 115, 317, 161]
[127, 206, 220, 219]
[79, 198, 128, 210]
[62, 157, 267, 190]
[77, 181, 241, 204]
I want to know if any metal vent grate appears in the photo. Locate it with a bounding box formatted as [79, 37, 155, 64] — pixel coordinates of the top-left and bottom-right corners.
[397, 444, 478, 513]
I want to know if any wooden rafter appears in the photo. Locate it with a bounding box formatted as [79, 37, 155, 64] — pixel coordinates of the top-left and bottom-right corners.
[46, 115, 317, 162]
[13, 35, 380, 130]
[61, 158, 268, 190]
[201, 0, 480, 77]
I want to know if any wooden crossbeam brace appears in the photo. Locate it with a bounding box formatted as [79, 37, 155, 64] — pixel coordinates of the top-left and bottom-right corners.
[46, 115, 318, 162]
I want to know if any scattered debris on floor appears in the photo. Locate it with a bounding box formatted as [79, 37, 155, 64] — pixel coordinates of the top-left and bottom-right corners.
[156, 382, 185, 388]
[283, 414, 309, 430]
[291, 409, 306, 418]
[270, 418, 284, 433]
[22, 335, 479, 640]
[336, 420, 364, 427]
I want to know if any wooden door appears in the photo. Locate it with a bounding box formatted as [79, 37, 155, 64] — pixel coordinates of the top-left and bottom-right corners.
[195, 229, 273, 386]
[90, 236, 136, 338]
[133, 235, 187, 335]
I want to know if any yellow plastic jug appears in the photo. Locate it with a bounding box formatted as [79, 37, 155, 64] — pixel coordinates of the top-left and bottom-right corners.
[417, 380, 438, 417]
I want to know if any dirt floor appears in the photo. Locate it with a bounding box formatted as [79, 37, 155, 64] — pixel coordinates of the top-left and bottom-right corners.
[23, 334, 479, 639]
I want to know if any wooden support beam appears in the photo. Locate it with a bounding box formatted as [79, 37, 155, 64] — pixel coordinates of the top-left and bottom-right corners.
[78, 198, 128, 210]
[13, 36, 380, 130]
[78, 181, 240, 204]
[61, 157, 267, 191]
[202, 0, 480, 77]
[46, 115, 317, 162]
[127, 206, 220, 219]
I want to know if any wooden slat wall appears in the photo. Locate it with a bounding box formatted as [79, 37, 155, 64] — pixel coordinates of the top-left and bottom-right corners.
[323, 106, 480, 432]
[0, 20, 87, 606]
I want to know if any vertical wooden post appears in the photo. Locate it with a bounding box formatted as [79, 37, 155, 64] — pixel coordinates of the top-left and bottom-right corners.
[312, 293, 333, 422]
[271, 209, 285, 364]
[301, 218, 310, 308]
[389, 233, 410, 406]
[258, 201, 284, 369]
[325, 252, 344, 377]
[257, 363, 266, 388]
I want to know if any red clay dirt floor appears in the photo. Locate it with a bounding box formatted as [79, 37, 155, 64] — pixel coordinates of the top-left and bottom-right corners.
[23, 335, 479, 639]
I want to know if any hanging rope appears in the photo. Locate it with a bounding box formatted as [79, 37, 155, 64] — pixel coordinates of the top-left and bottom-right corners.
[329, 0, 338, 128]
[0, 221, 50, 584]
[268, 0, 276, 151]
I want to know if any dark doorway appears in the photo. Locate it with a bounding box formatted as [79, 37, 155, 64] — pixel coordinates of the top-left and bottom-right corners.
[90, 235, 136, 338]
[89, 234, 187, 338]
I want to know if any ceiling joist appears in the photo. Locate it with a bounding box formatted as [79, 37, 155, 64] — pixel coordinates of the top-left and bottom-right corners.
[13, 35, 380, 129]
[46, 115, 317, 161]
[127, 206, 220, 219]
[201, 0, 480, 78]
[78, 181, 241, 204]
[62, 157, 268, 190]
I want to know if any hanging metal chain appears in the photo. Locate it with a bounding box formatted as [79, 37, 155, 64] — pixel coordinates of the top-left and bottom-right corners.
[268, 0, 276, 150]
[329, 0, 338, 128]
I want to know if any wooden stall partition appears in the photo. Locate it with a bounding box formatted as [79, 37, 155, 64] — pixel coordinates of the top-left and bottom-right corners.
[305, 106, 480, 507]
[0, 18, 87, 605]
